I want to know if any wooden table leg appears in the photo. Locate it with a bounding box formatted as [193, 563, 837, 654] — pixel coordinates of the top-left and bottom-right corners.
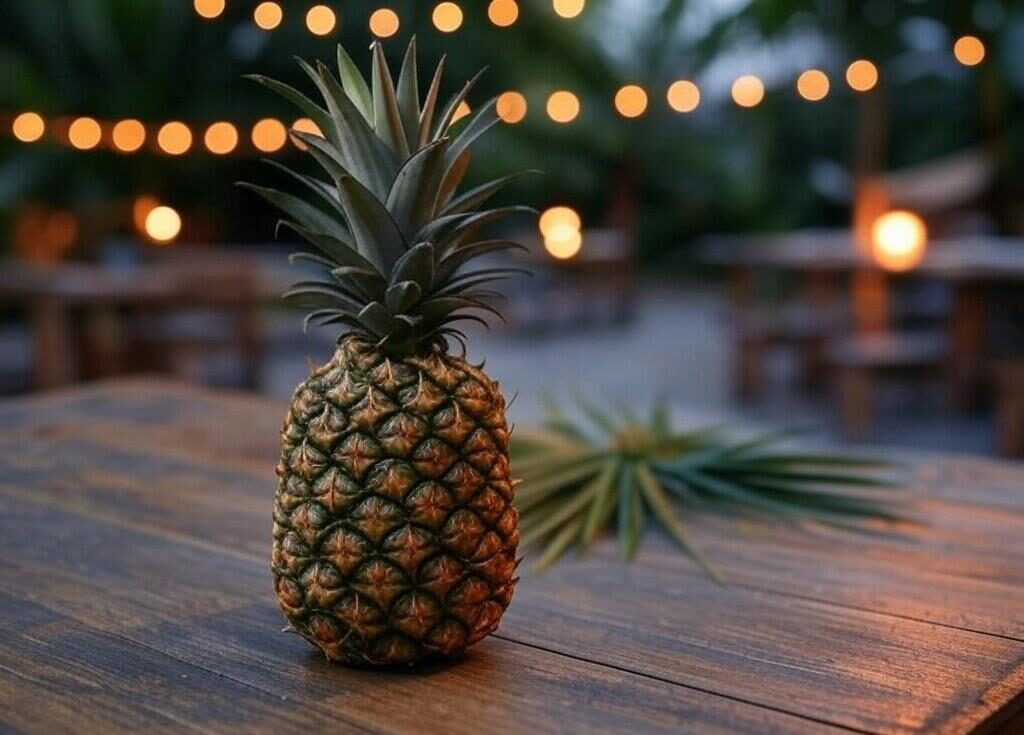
[30, 296, 73, 390]
[949, 281, 987, 410]
[839, 365, 873, 440]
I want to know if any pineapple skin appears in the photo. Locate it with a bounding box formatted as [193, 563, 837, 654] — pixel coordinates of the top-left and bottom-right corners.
[272, 335, 519, 665]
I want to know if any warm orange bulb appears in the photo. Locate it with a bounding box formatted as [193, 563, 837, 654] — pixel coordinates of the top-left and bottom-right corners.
[12, 112, 45, 143]
[145, 205, 182, 244]
[253, 2, 283, 30]
[496, 91, 528, 124]
[204, 122, 239, 155]
[667, 80, 700, 113]
[546, 91, 580, 123]
[157, 122, 192, 155]
[306, 5, 337, 35]
[614, 85, 648, 118]
[731, 75, 765, 108]
[871, 210, 928, 272]
[193, 0, 225, 19]
[451, 101, 472, 125]
[538, 206, 581, 237]
[544, 229, 583, 259]
[552, 0, 585, 19]
[290, 118, 323, 150]
[796, 69, 830, 101]
[369, 8, 400, 37]
[845, 60, 879, 92]
[432, 2, 463, 32]
[68, 117, 102, 150]
[953, 35, 985, 66]
[133, 196, 160, 234]
[252, 118, 288, 152]
[112, 119, 146, 153]
[488, 0, 519, 27]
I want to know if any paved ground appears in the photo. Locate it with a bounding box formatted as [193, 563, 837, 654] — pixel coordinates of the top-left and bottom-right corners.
[264, 284, 996, 455]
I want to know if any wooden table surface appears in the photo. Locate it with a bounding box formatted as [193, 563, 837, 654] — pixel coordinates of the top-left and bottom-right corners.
[2, 380, 1023, 735]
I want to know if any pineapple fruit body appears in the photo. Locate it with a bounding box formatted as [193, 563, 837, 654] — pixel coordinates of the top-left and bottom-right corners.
[273, 336, 519, 665]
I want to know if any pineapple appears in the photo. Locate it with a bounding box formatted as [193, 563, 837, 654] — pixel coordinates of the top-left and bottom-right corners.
[243, 40, 530, 666]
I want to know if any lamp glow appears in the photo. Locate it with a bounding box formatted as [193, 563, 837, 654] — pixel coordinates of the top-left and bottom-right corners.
[796, 69, 829, 101]
[953, 35, 985, 66]
[158, 122, 192, 155]
[488, 0, 519, 26]
[546, 91, 580, 123]
[871, 210, 927, 272]
[553, 0, 585, 19]
[145, 206, 182, 244]
[306, 5, 337, 35]
[68, 118, 102, 150]
[369, 8, 400, 37]
[112, 120, 146, 152]
[253, 2, 283, 30]
[252, 118, 288, 152]
[193, 0, 225, 19]
[12, 112, 45, 143]
[432, 2, 463, 32]
[731, 75, 765, 108]
[204, 122, 239, 155]
[496, 91, 527, 124]
[614, 85, 648, 118]
[667, 80, 700, 113]
[846, 60, 878, 92]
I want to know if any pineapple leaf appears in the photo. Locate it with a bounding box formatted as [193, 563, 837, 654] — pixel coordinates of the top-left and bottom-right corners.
[236, 183, 348, 244]
[390, 242, 436, 292]
[417, 54, 446, 149]
[434, 206, 536, 252]
[437, 149, 472, 211]
[434, 68, 486, 139]
[245, 75, 337, 148]
[386, 138, 450, 241]
[396, 37, 421, 153]
[337, 176, 408, 272]
[261, 160, 346, 219]
[292, 132, 352, 185]
[445, 98, 500, 175]
[371, 42, 410, 159]
[442, 171, 540, 216]
[278, 222, 380, 276]
[385, 281, 423, 313]
[533, 516, 584, 572]
[436, 240, 527, 283]
[581, 459, 621, 546]
[357, 302, 403, 338]
[335, 44, 373, 122]
[617, 462, 641, 561]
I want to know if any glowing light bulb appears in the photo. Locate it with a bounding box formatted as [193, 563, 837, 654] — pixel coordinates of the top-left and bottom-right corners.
[538, 206, 581, 237]
[252, 118, 288, 152]
[157, 122, 192, 155]
[871, 210, 928, 272]
[290, 118, 323, 150]
[846, 60, 879, 92]
[112, 120, 146, 153]
[488, 0, 519, 27]
[12, 112, 45, 143]
[496, 91, 527, 124]
[193, 0, 225, 19]
[614, 85, 648, 118]
[546, 91, 580, 123]
[253, 2, 283, 30]
[544, 229, 583, 259]
[145, 206, 182, 244]
[306, 5, 337, 35]
[553, 0, 585, 19]
[204, 122, 239, 155]
[432, 2, 463, 32]
[451, 101, 472, 125]
[369, 8, 400, 37]
[796, 69, 830, 101]
[731, 75, 765, 108]
[953, 35, 985, 66]
[667, 80, 700, 113]
[68, 117, 102, 150]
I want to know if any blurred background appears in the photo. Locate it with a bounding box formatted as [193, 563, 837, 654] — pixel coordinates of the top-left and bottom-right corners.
[1, 0, 1022, 455]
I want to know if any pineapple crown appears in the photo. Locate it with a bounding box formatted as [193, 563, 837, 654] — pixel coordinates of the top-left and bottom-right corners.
[240, 39, 535, 356]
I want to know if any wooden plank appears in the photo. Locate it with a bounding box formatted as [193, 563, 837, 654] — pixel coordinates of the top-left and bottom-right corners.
[0, 492, 842, 735]
[2, 435, 1024, 733]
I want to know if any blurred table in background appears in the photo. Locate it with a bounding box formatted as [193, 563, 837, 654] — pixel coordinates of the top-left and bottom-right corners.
[0, 248, 294, 391]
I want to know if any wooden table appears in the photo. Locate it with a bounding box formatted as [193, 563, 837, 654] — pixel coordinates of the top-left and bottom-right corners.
[2, 380, 1023, 734]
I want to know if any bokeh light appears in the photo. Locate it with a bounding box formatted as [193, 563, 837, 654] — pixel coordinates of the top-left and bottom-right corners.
[552, 0, 585, 19]
[291, 118, 323, 150]
[614, 85, 648, 118]
[488, 0, 519, 27]
[539, 206, 582, 238]
[845, 60, 879, 92]
[68, 117, 102, 150]
[157, 122, 193, 155]
[953, 35, 985, 66]
[12, 112, 45, 143]
[145, 205, 183, 244]
[796, 69, 830, 101]
[667, 80, 700, 113]
[133, 196, 159, 234]
[731, 75, 765, 108]
[451, 101, 472, 124]
[871, 210, 928, 272]
[306, 5, 337, 36]
[546, 91, 580, 123]
[112, 120, 146, 153]
[432, 2, 463, 32]
[193, 0, 225, 19]
[253, 2, 283, 30]
[204, 122, 239, 155]
[369, 8, 400, 37]
[252, 118, 288, 153]
[496, 92, 527, 124]
[545, 229, 583, 260]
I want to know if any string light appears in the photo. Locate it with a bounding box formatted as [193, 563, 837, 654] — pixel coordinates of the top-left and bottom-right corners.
[369, 8, 400, 37]
[432, 3, 463, 32]
[552, 0, 585, 19]
[253, 2, 283, 30]
[731, 75, 765, 108]
[193, 0, 225, 20]
[546, 91, 580, 123]
[252, 118, 288, 152]
[451, 101, 472, 124]
[667, 80, 700, 113]
[157, 121, 193, 155]
[488, 0, 519, 27]
[539, 206, 581, 236]
[291, 117, 323, 150]
[145, 205, 183, 244]
[12, 112, 45, 143]
[204, 122, 239, 155]
[306, 5, 337, 36]
[112, 119, 146, 152]
[846, 60, 878, 92]
[68, 117, 102, 150]
[953, 35, 985, 66]
[796, 69, 829, 101]
[871, 210, 927, 272]
[496, 91, 527, 124]
[614, 85, 648, 118]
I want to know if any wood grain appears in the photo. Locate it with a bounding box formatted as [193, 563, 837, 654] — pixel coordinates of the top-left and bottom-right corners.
[1, 380, 1023, 734]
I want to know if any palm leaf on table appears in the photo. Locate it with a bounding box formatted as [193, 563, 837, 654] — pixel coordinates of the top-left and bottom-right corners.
[512, 398, 907, 578]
